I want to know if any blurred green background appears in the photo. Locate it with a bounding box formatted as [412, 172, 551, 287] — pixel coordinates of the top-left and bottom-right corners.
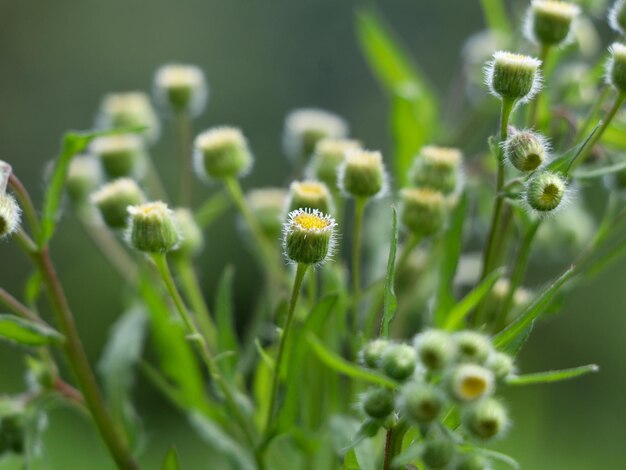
[1, 0, 625, 468]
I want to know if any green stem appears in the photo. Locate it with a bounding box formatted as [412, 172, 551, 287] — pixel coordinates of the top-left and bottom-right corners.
[176, 111, 193, 206]
[151, 254, 257, 448]
[480, 98, 514, 281]
[395, 234, 421, 275]
[529, 44, 550, 128]
[351, 197, 367, 330]
[574, 85, 610, 143]
[172, 256, 218, 351]
[382, 421, 409, 470]
[8, 174, 42, 243]
[0, 286, 45, 324]
[263, 263, 308, 437]
[479, 0, 511, 34]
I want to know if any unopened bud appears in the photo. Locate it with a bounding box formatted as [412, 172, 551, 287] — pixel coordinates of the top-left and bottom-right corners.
[193, 127, 253, 180]
[66, 156, 102, 205]
[286, 180, 333, 214]
[0, 194, 20, 240]
[97, 92, 160, 143]
[463, 398, 510, 440]
[283, 109, 348, 163]
[485, 52, 542, 104]
[307, 138, 361, 191]
[360, 387, 395, 421]
[381, 344, 417, 382]
[154, 64, 208, 117]
[609, 0, 626, 36]
[400, 188, 447, 237]
[172, 208, 203, 258]
[450, 364, 494, 402]
[91, 178, 145, 229]
[412, 146, 463, 194]
[607, 43, 626, 93]
[504, 129, 549, 172]
[246, 188, 287, 240]
[127, 201, 180, 253]
[456, 454, 491, 470]
[525, 1, 580, 46]
[454, 331, 492, 364]
[283, 208, 337, 266]
[398, 382, 444, 424]
[91, 134, 145, 179]
[414, 329, 456, 370]
[422, 437, 455, 468]
[487, 352, 515, 380]
[525, 171, 567, 213]
[359, 339, 390, 369]
[339, 149, 387, 199]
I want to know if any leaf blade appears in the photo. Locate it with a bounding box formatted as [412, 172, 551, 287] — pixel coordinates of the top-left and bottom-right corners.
[380, 207, 398, 338]
[506, 364, 599, 385]
[0, 314, 64, 346]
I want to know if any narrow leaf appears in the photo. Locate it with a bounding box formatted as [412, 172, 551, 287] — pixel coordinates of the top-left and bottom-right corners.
[380, 207, 398, 338]
[161, 447, 181, 470]
[307, 333, 397, 388]
[479, 0, 512, 34]
[194, 190, 230, 228]
[573, 160, 626, 180]
[341, 419, 380, 453]
[475, 448, 520, 469]
[547, 124, 600, 175]
[493, 267, 575, 349]
[215, 265, 239, 377]
[443, 268, 502, 331]
[0, 314, 64, 346]
[506, 364, 599, 385]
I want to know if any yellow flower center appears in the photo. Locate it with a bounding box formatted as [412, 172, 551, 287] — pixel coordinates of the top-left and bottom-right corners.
[294, 212, 330, 230]
[460, 376, 487, 399]
[297, 182, 325, 197]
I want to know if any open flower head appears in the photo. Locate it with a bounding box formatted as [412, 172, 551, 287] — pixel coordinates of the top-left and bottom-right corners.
[283, 208, 337, 266]
[485, 51, 542, 104]
[193, 126, 253, 180]
[450, 364, 495, 402]
[154, 63, 208, 117]
[525, 1, 580, 47]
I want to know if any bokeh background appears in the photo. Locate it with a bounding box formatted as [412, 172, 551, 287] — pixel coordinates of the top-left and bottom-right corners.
[0, 0, 625, 468]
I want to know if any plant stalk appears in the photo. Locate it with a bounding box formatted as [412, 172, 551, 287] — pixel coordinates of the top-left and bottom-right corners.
[350, 197, 367, 330]
[176, 111, 193, 206]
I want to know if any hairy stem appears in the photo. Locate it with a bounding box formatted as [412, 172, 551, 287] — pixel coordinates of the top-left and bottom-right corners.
[9, 174, 42, 243]
[0, 286, 44, 324]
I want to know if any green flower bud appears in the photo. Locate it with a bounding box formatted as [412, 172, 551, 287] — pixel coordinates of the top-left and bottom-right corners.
[607, 43, 626, 93]
[283, 109, 348, 163]
[91, 134, 145, 179]
[91, 178, 145, 229]
[97, 92, 160, 143]
[455, 454, 491, 470]
[450, 364, 495, 402]
[422, 437, 455, 468]
[127, 201, 180, 254]
[360, 387, 395, 420]
[504, 129, 549, 172]
[414, 329, 456, 370]
[486, 51, 542, 104]
[286, 180, 333, 214]
[339, 149, 387, 199]
[0, 194, 20, 240]
[359, 339, 390, 369]
[525, 1, 580, 47]
[154, 64, 208, 117]
[307, 138, 361, 191]
[411, 146, 463, 194]
[398, 382, 444, 424]
[525, 171, 567, 214]
[609, 0, 626, 36]
[463, 398, 510, 440]
[246, 188, 287, 240]
[66, 156, 102, 205]
[283, 208, 337, 266]
[171, 208, 203, 258]
[400, 188, 447, 237]
[487, 352, 515, 380]
[193, 127, 253, 180]
[454, 331, 492, 364]
[381, 344, 417, 382]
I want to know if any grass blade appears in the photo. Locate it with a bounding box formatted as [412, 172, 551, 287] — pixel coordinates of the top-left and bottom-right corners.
[506, 364, 599, 385]
[380, 207, 398, 338]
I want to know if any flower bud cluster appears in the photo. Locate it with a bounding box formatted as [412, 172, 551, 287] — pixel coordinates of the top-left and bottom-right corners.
[358, 330, 513, 468]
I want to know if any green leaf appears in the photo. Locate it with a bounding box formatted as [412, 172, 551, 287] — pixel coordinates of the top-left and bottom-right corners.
[380, 207, 398, 338]
[341, 419, 380, 453]
[215, 265, 239, 378]
[479, 0, 512, 34]
[506, 364, 599, 385]
[475, 448, 519, 469]
[443, 268, 502, 331]
[547, 124, 600, 175]
[493, 267, 575, 349]
[573, 159, 626, 180]
[434, 192, 468, 327]
[501, 323, 533, 356]
[162, 447, 181, 470]
[343, 449, 360, 470]
[355, 7, 438, 186]
[307, 333, 397, 388]
[194, 190, 230, 228]
[0, 314, 64, 346]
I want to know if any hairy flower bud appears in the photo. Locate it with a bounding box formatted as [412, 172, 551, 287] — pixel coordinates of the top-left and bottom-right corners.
[283, 109, 348, 163]
[172, 208, 203, 258]
[360, 387, 394, 420]
[450, 364, 495, 402]
[381, 344, 417, 382]
[398, 382, 444, 424]
[607, 43, 626, 93]
[127, 201, 180, 253]
[66, 156, 102, 205]
[286, 180, 334, 214]
[422, 437, 455, 468]
[154, 64, 208, 117]
[339, 149, 387, 199]
[307, 138, 361, 191]
[283, 208, 336, 266]
[525, 1, 580, 46]
[97, 92, 160, 143]
[193, 127, 253, 180]
[454, 331, 492, 364]
[487, 352, 515, 380]
[411, 146, 463, 194]
[525, 171, 567, 213]
[0, 194, 20, 239]
[609, 0, 626, 36]
[463, 398, 510, 440]
[456, 454, 491, 470]
[414, 330, 456, 370]
[246, 188, 287, 240]
[91, 178, 145, 229]
[504, 129, 549, 172]
[400, 188, 447, 237]
[485, 52, 542, 104]
[91, 134, 145, 179]
[359, 339, 390, 369]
